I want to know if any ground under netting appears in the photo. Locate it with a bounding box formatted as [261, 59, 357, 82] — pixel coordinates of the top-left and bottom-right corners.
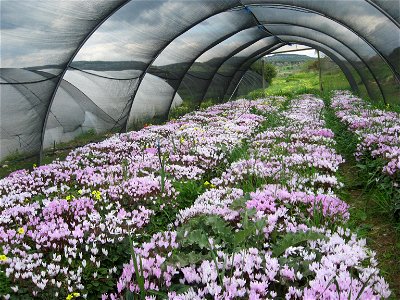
[0, 91, 399, 299]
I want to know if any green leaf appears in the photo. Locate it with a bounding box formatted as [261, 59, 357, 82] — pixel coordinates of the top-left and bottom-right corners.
[272, 231, 327, 257]
[233, 227, 254, 246]
[185, 229, 209, 249]
[148, 290, 168, 298]
[169, 284, 192, 294]
[169, 251, 210, 267]
[125, 291, 135, 300]
[231, 194, 250, 210]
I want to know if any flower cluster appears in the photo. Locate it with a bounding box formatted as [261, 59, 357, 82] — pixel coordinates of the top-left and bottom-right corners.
[0, 99, 274, 298]
[212, 95, 344, 195]
[331, 91, 400, 177]
[108, 95, 390, 299]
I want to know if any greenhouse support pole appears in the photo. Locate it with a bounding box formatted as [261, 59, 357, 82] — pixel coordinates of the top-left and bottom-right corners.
[228, 75, 245, 102]
[38, 0, 131, 165]
[222, 43, 283, 100]
[262, 57, 265, 90]
[317, 50, 324, 92]
[197, 34, 267, 107]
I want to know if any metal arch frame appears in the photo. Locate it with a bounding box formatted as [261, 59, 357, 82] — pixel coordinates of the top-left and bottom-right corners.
[223, 32, 377, 103]
[168, 36, 279, 112]
[210, 21, 382, 103]
[37, 0, 131, 164]
[191, 27, 358, 106]
[120, 2, 244, 132]
[224, 41, 362, 101]
[223, 44, 284, 101]
[244, 2, 400, 80]
[127, 9, 264, 125]
[226, 53, 270, 100]
[72, 1, 397, 128]
[159, 35, 280, 120]
[199, 32, 366, 105]
[246, 3, 400, 81]
[185, 26, 271, 79]
[225, 43, 360, 101]
[37, 1, 244, 163]
[261, 23, 386, 102]
[151, 2, 390, 121]
[221, 36, 368, 102]
[166, 29, 268, 109]
[121, 0, 398, 132]
[189, 30, 270, 107]
[202, 42, 282, 103]
[162, 30, 270, 121]
[34, 0, 399, 162]
[210, 42, 284, 102]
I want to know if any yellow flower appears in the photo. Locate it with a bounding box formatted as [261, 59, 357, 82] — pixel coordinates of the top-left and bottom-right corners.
[66, 195, 72, 201]
[210, 184, 216, 189]
[66, 292, 80, 300]
[180, 137, 185, 143]
[33, 163, 37, 168]
[17, 227, 25, 234]
[204, 181, 210, 186]
[78, 190, 83, 195]
[0, 254, 7, 261]
[91, 190, 101, 200]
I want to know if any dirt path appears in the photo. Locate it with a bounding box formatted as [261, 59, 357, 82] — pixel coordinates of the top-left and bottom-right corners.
[340, 162, 400, 299]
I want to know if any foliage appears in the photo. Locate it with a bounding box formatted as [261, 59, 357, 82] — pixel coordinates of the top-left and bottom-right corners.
[1, 95, 395, 299]
[272, 231, 327, 257]
[0, 128, 112, 179]
[246, 59, 351, 100]
[250, 59, 277, 83]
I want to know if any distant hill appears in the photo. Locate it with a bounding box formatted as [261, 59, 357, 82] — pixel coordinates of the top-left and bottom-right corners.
[265, 54, 315, 63]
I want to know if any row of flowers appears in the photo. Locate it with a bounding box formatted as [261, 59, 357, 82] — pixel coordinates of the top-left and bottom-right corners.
[331, 90, 400, 177]
[108, 95, 390, 299]
[0, 99, 277, 298]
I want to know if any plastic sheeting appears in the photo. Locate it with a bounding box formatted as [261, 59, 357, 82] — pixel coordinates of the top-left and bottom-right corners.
[1, 0, 399, 161]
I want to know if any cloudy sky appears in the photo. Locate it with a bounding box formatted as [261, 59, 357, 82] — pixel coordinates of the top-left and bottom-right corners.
[1, 1, 392, 69]
[268, 45, 318, 57]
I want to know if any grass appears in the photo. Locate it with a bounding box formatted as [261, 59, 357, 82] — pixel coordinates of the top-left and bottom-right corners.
[246, 61, 400, 297]
[323, 97, 400, 299]
[246, 66, 351, 100]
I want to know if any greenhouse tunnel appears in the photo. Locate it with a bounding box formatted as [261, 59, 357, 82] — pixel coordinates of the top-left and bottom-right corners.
[0, 0, 399, 163]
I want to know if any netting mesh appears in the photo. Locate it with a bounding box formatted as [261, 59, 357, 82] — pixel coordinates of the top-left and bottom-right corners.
[205, 37, 281, 102]
[1, 0, 399, 161]
[233, 70, 267, 99]
[178, 27, 267, 107]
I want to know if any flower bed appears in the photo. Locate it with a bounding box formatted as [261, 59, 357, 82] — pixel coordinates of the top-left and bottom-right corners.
[331, 90, 399, 218]
[109, 95, 390, 300]
[331, 91, 400, 177]
[0, 95, 391, 299]
[0, 99, 278, 298]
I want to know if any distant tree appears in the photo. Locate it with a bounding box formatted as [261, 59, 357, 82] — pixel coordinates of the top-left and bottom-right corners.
[250, 59, 277, 83]
[305, 59, 319, 71]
